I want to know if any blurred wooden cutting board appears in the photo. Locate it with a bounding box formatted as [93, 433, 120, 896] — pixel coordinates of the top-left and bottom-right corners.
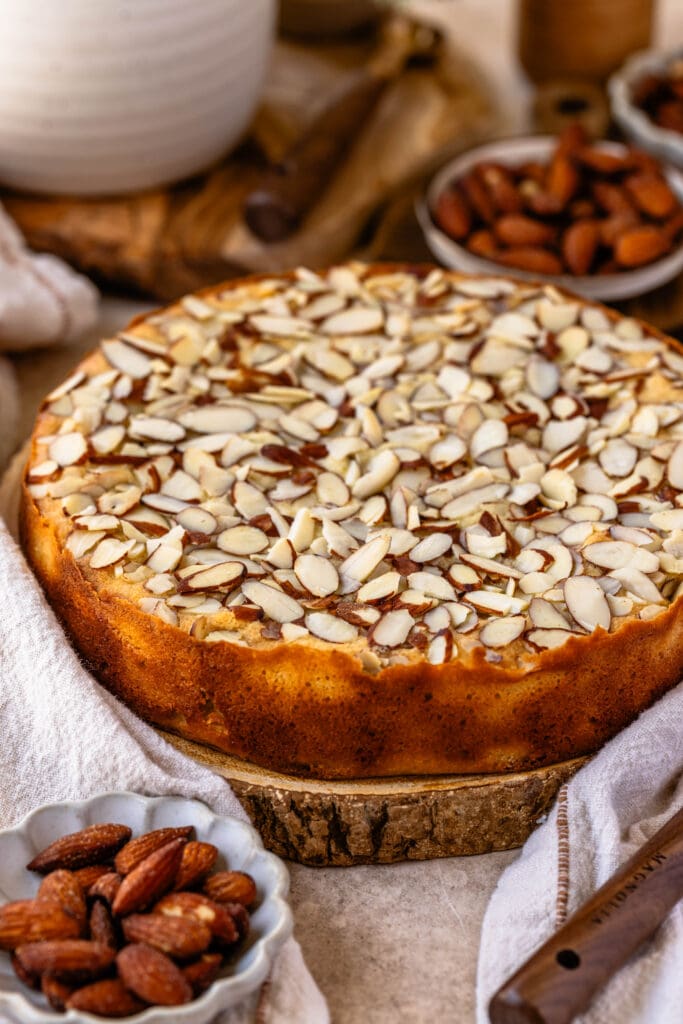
[2, 17, 495, 302]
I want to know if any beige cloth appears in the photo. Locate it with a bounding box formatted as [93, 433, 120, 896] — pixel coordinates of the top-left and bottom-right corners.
[477, 685, 683, 1022]
[0, 451, 328, 1024]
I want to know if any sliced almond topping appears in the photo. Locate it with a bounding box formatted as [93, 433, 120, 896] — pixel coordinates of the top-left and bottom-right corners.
[97, 486, 142, 517]
[427, 631, 454, 664]
[90, 425, 125, 455]
[564, 576, 611, 632]
[241, 580, 304, 623]
[667, 441, 683, 491]
[480, 616, 525, 648]
[466, 590, 524, 615]
[49, 432, 87, 467]
[583, 541, 658, 573]
[526, 627, 575, 650]
[352, 450, 400, 500]
[409, 534, 452, 563]
[217, 526, 269, 556]
[306, 612, 358, 643]
[529, 597, 571, 629]
[129, 416, 186, 443]
[322, 306, 383, 335]
[181, 561, 245, 591]
[599, 439, 638, 479]
[357, 571, 401, 603]
[370, 609, 414, 647]
[408, 571, 457, 601]
[609, 566, 664, 604]
[89, 537, 136, 569]
[294, 554, 339, 597]
[176, 507, 218, 535]
[526, 356, 560, 400]
[317, 471, 350, 507]
[179, 405, 256, 434]
[339, 534, 391, 591]
[470, 419, 508, 461]
[102, 339, 152, 379]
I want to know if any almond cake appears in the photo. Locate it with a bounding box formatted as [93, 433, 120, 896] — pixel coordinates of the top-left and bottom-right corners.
[21, 264, 683, 778]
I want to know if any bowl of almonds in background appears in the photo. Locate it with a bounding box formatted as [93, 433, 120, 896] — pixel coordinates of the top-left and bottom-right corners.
[0, 793, 291, 1022]
[418, 125, 683, 301]
[610, 47, 683, 169]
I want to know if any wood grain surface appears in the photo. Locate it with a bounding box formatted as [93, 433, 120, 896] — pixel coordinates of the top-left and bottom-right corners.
[160, 731, 587, 866]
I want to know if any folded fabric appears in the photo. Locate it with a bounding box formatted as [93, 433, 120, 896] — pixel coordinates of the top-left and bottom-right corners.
[0, 357, 19, 469]
[477, 679, 683, 1024]
[0, 453, 329, 1024]
[0, 203, 98, 352]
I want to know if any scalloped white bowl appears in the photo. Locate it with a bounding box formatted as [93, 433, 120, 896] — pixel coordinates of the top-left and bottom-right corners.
[0, 793, 292, 1023]
[610, 47, 683, 169]
[419, 135, 683, 302]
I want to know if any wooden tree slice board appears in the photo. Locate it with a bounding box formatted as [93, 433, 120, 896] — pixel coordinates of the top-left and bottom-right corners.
[159, 730, 587, 866]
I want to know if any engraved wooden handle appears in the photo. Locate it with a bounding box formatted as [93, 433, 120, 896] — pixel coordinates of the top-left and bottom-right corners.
[489, 805, 683, 1024]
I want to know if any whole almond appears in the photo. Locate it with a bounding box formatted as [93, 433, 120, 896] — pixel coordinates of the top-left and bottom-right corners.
[155, 891, 239, 947]
[466, 228, 497, 258]
[89, 900, 119, 950]
[600, 210, 640, 248]
[37, 871, 86, 933]
[41, 974, 74, 1012]
[117, 943, 192, 1006]
[547, 153, 579, 207]
[562, 220, 600, 275]
[16, 939, 115, 981]
[67, 978, 146, 1018]
[27, 824, 132, 874]
[591, 181, 634, 215]
[112, 838, 185, 917]
[615, 225, 670, 267]
[434, 188, 471, 240]
[478, 164, 522, 214]
[73, 865, 112, 890]
[89, 871, 122, 908]
[182, 953, 223, 996]
[461, 171, 496, 224]
[524, 190, 564, 217]
[556, 122, 588, 156]
[122, 913, 211, 959]
[0, 899, 80, 950]
[220, 901, 250, 942]
[10, 952, 39, 990]
[577, 147, 633, 175]
[495, 247, 563, 275]
[203, 871, 257, 909]
[494, 214, 555, 247]
[625, 173, 677, 219]
[174, 842, 218, 891]
[114, 827, 193, 875]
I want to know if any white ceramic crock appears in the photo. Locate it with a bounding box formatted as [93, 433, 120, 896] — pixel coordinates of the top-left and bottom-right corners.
[0, 0, 276, 196]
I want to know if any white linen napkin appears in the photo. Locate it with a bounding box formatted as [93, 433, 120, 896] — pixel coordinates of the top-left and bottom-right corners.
[0, 453, 329, 1024]
[477, 680, 683, 1024]
[0, 203, 98, 353]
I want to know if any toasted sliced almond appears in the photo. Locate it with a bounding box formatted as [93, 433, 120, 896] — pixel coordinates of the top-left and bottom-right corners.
[294, 554, 339, 597]
[339, 534, 391, 591]
[564, 576, 611, 632]
[217, 526, 269, 556]
[90, 538, 136, 569]
[370, 610, 414, 647]
[241, 580, 304, 623]
[49, 433, 87, 467]
[480, 616, 525, 648]
[305, 612, 358, 643]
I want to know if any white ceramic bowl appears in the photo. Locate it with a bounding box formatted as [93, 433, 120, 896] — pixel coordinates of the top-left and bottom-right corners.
[419, 135, 683, 302]
[610, 48, 683, 169]
[0, 0, 276, 196]
[0, 793, 292, 1023]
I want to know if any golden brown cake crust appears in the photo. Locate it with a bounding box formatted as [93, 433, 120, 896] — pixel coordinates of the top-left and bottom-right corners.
[20, 264, 683, 778]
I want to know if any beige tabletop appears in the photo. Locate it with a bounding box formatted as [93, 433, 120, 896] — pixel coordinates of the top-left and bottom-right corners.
[9, 2, 683, 1021]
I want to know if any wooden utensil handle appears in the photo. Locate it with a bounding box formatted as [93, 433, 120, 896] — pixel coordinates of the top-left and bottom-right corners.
[244, 73, 386, 242]
[489, 805, 683, 1024]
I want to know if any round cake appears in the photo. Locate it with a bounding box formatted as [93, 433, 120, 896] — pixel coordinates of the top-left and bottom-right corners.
[21, 263, 683, 778]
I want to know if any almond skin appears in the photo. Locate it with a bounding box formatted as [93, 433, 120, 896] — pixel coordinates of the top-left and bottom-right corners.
[547, 153, 579, 207]
[112, 838, 185, 917]
[173, 842, 218, 891]
[41, 975, 74, 1012]
[203, 871, 257, 909]
[614, 225, 670, 267]
[433, 188, 471, 240]
[494, 214, 555, 247]
[37, 871, 87, 933]
[122, 913, 212, 959]
[591, 181, 634, 216]
[114, 826, 193, 875]
[494, 247, 563, 275]
[89, 871, 122, 908]
[16, 939, 116, 982]
[562, 220, 600, 275]
[466, 228, 498, 258]
[461, 170, 496, 224]
[155, 891, 239, 947]
[67, 978, 147, 1018]
[117, 943, 193, 1006]
[89, 900, 119, 950]
[182, 953, 224, 996]
[27, 823, 132, 874]
[10, 952, 39, 990]
[577, 147, 633, 175]
[0, 899, 81, 950]
[73, 864, 112, 890]
[478, 163, 522, 214]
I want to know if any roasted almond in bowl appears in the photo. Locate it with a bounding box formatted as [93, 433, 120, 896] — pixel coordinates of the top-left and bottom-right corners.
[0, 793, 291, 1022]
[20, 263, 683, 780]
[419, 127, 683, 301]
